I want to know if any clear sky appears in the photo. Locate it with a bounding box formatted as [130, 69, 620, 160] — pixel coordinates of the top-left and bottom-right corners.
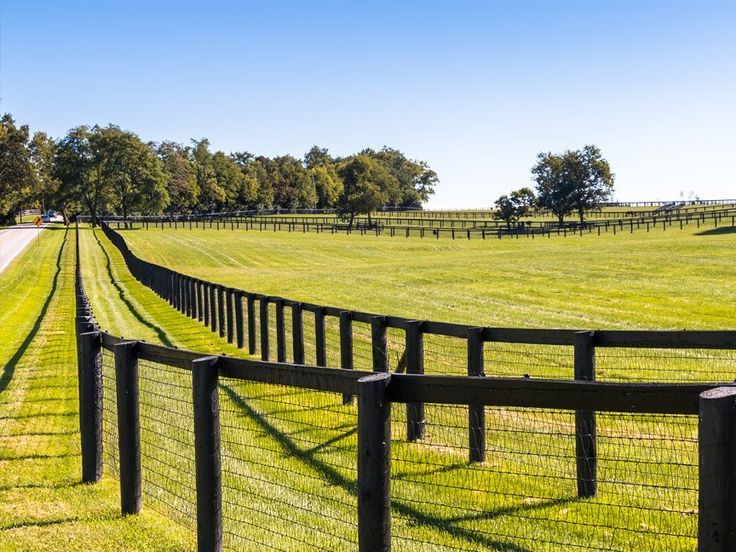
[1, 0, 734, 208]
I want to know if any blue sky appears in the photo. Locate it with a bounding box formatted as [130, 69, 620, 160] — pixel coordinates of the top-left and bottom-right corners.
[1, 0, 734, 208]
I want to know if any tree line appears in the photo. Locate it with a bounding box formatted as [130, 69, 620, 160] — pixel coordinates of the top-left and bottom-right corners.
[0, 113, 438, 226]
[493, 145, 615, 230]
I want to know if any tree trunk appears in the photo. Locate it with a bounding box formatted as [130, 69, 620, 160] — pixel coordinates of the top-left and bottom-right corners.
[578, 209, 585, 225]
[349, 213, 355, 230]
[367, 212, 373, 227]
[558, 214, 564, 225]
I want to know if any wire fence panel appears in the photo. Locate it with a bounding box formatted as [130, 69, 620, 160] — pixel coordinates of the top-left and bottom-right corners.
[351, 321, 373, 371]
[138, 359, 197, 531]
[219, 377, 359, 551]
[596, 348, 736, 383]
[101, 348, 119, 478]
[390, 405, 697, 551]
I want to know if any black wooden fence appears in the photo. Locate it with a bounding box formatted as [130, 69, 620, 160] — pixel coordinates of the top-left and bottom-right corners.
[76, 229, 736, 550]
[92, 204, 736, 240]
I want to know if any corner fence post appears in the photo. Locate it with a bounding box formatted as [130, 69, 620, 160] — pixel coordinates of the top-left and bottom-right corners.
[699, 387, 736, 551]
[371, 316, 389, 373]
[357, 373, 392, 552]
[574, 330, 597, 498]
[260, 296, 270, 360]
[235, 292, 245, 349]
[78, 330, 103, 482]
[114, 341, 142, 515]
[292, 303, 305, 364]
[406, 321, 425, 441]
[339, 311, 354, 404]
[192, 356, 223, 552]
[467, 327, 485, 463]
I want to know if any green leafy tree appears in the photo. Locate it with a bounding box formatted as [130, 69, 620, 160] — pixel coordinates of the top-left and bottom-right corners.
[336, 155, 395, 228]
[192, 139, 225, 212]
[310, 164, 343, 208]
[268, 155, 316, 209]
[361, 147, 437, 208]
[96, 126, 168, 226]
[533, 145, 614, 224]
[158, 141, 199, 213]
[29, 132, 62, 217]
[493, 188, 536, 232]
[55, 125, 109, 226]
[212, 151, 248, 209]
[0, 114, 36, 224]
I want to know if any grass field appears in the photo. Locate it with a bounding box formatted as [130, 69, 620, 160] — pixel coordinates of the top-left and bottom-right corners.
[0, 227, 191, 551]
[68, 224, 736, 550]
[2, 221, 731, 550]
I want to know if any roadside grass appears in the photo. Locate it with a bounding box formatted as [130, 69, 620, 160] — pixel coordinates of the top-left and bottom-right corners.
[0, 227, 190, 551]
[77, 225, 708, 550]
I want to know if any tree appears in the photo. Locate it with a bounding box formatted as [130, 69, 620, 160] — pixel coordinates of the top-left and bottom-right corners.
[304, 146, 333, 169]
[336, 155, 395, 228]
[533, 145, 614, 224]
[192, 139, 225, 212]
[493, 188, 536, 232]
[310, 164, 342, 208]
[96, 126, 168, 225]
[0, 114, 36, 224]
[158, 142, 199, 213]
[212, 151, 248, 209]
[55, 126, 108, 226]
[30, 132, 62, 217]
[361, 147, 437, 208]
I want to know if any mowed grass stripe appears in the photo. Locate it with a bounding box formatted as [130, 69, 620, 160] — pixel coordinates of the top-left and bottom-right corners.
[0, 228, 191, 551]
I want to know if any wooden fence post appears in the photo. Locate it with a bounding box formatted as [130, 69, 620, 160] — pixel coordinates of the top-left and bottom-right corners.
[217, 286, 226, 339]
[114, 341, 141, 515]
[699, 387, 736, 551]
[275, 299, 286, 362]
[192, 356, 222, 552]
[203, 283, 210, 327]
[78, 330, 103, 482]
[467, 327, 485, 463]
[292, 303, 305, 364]
[209, 284, 217, 333]
[196, 281, 203, 323]
[371, 316, 389, 373]
[340, 311, 354, 404]
[247, 294, 257, 355]
[234, 292, 245, 349]
[574, 330, 597, 498]
[357, 373, 391, 552]
[406, 321, 425, 441]
[226, 288, 234, 344]
[315, 308, 327, 367]
[260, 296, 270, 361]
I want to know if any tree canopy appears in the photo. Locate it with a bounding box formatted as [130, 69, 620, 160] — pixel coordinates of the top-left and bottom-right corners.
[532, 145, 614, 223]
[0, 113, 440, 224]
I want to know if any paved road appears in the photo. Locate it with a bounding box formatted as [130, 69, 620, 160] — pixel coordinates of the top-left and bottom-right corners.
[0, 224, 45, 274]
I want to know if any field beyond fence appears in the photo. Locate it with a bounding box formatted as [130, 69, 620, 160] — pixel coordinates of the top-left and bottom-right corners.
[71, 222, 736, 551]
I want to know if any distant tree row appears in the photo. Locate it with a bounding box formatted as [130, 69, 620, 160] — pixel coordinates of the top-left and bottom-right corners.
[494, 145, 615, 229]
[0, 113, 438, 226]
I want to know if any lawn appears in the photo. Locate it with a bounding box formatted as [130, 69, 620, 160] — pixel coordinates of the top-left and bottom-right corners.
[70, 224, 724, 550]
[0, 227, 191, 551]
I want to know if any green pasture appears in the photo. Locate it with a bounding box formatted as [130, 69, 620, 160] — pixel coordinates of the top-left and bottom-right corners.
[68, 224, 731, 549]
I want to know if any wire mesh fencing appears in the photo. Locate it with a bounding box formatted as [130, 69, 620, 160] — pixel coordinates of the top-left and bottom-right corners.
[101, 348, 119, 478]
[137, 358, 197, 530]
[219, 377, 360, 550]
[390, 405, 697, 551]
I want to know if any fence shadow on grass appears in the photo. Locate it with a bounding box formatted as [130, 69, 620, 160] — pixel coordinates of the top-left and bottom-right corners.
[92, 230, 174, 348]
[0, 231, 67, 395]
[219, 382, 534, 552]
[695, 226, 736, 236]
